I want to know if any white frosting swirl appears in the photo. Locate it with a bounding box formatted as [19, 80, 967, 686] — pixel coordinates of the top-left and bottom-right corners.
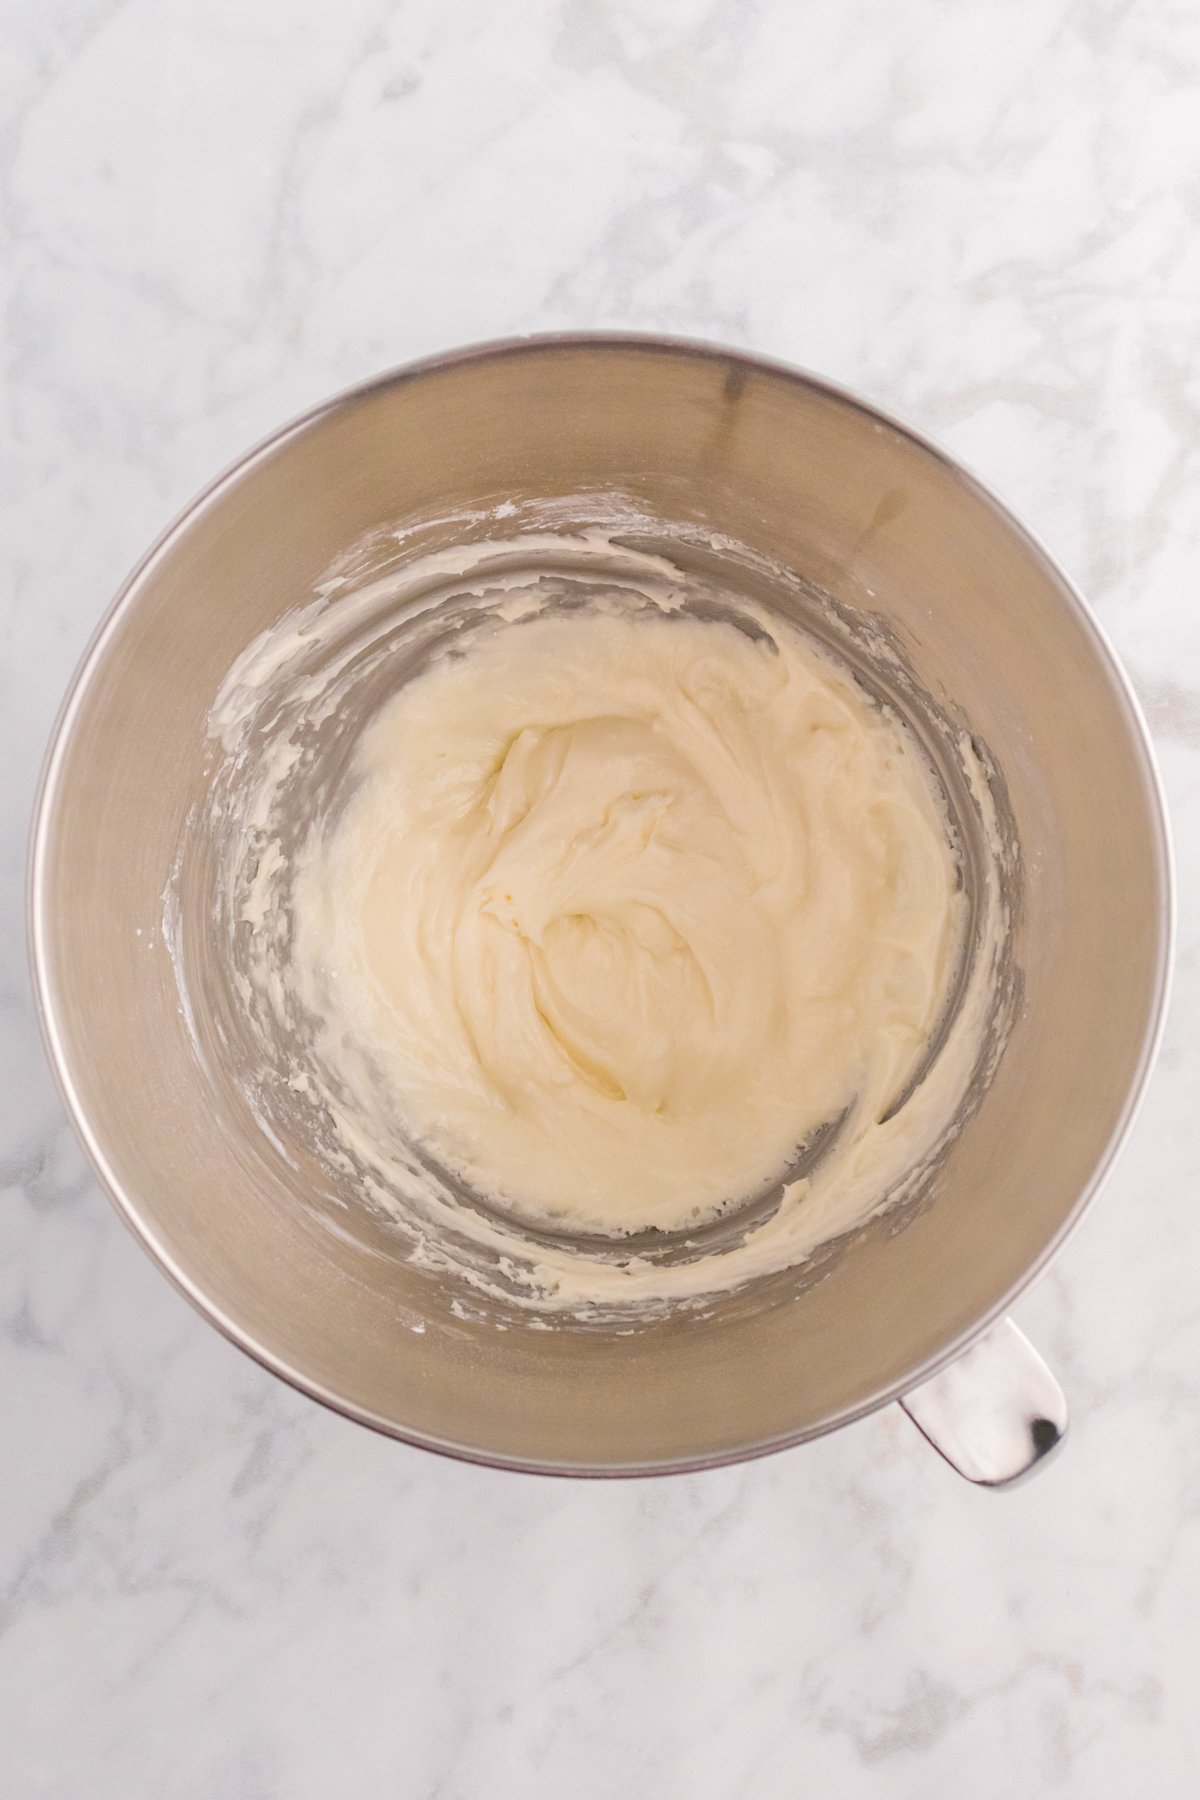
[187, 513, 1013, 1318]
[292, 602, 963, 1237]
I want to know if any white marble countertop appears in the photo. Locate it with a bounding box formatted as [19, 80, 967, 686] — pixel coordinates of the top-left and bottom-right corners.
[3, 1, 1199, 1794]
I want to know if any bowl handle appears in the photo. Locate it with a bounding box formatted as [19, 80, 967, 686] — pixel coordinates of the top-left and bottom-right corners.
[899, 1317, 1068, 1486]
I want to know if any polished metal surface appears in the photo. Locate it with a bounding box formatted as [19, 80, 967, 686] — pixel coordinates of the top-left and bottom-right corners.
[900, 1318, 1068, 1486]
[29, 336, 1174, 1476]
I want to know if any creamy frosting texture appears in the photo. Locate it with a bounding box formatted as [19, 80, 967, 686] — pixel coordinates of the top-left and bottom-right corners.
[289, 602, 964, 1239]
[188, 514, 1015, 1317]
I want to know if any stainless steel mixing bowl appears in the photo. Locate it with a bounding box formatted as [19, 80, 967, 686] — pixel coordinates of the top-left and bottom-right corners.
[30, 336, 1173, 1483]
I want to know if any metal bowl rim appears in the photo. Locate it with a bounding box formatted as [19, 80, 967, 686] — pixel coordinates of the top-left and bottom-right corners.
[27, 331, 1177, 1477]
